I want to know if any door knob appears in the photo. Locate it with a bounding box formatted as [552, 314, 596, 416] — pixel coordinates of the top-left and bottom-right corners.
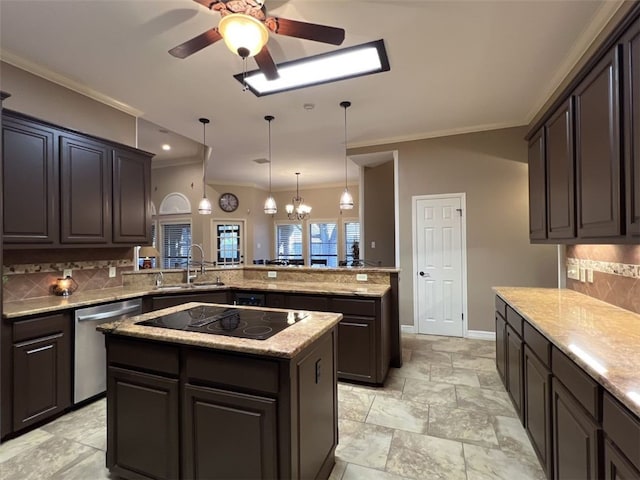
[419, 271, 430, 277]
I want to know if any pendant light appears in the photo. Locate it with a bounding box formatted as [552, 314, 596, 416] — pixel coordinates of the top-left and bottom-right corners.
[286, 173, 312, 220]
[198, 117, 212, 215]
[264, 115, 277, 214]
[339, 101, 354, 210]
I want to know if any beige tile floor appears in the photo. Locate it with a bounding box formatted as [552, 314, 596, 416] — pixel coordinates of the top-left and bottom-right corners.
[0, 334, 545, 480]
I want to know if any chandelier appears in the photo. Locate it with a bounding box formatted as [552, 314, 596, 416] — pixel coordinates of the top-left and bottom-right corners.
[286, 173, 311, 220]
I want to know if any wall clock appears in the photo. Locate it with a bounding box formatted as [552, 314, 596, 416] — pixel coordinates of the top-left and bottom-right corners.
[219, 192, 239, 212]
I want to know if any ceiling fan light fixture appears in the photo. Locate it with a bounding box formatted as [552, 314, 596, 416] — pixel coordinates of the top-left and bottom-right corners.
[218, 13, 269, 58]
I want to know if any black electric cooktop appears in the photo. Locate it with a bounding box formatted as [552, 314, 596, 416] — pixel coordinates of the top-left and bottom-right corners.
[136, 306, 307, 340]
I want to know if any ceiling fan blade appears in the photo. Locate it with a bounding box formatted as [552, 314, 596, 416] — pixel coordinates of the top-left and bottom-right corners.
[266, 17, 345, 45]
[192, 0, 217, 9]
[168, 28, 223, 59]
[254, 45, 279, 80]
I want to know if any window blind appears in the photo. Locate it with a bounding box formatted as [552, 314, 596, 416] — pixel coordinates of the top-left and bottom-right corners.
[276, 224, 302, 260]
[310, 222, 337, 267]
[345, 221, 361, 262]
[161, 222, 191, 269]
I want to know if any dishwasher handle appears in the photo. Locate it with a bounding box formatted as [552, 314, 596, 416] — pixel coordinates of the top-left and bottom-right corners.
[76, 303, 141, 322]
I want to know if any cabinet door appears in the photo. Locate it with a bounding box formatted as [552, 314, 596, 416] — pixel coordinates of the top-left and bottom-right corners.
[552, 377, 601, 480]
[495, 312, 506, 382]
[60, 135, 111, 243]
[623, 18, 640, 237]
[112, 148, 152, 244]
[183, 384, 277, 480]
[287, 294, 330, 311]
[545, 100, 576, 239]
[2, 116, 58, 244]
[107, 366, 179, 480]
[575, 46, 622, 238]
[506, 324, 523, 421]
[13, 329, 71, 431]
[524, 345, 552, 477]
[528, 128, 547, 240]
[337, 315, 375, 382]
[604, 439, 640, 480]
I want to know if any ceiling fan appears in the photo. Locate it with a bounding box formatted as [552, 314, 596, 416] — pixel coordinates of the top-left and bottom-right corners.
[169, 0, 346, 80]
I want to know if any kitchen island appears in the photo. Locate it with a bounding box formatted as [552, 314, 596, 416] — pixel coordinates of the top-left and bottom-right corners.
[98, 302, 341, 480]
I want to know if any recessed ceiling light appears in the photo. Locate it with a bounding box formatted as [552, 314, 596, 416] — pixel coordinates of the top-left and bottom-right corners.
[235, 39, 390, 97]
[162, 144, 171, 151]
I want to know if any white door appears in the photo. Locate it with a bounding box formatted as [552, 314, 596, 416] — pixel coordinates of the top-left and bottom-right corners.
[414, 195, 465, 337]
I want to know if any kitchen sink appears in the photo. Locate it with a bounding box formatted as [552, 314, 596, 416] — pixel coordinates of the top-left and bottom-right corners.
[154, 282, 225, 291]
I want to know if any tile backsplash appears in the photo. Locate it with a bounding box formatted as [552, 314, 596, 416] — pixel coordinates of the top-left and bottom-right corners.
[566, 244, 640, 314]
[3, 259, 134, 302]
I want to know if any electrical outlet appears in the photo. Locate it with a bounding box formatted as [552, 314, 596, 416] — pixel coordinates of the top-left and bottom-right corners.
[356, 273, 368, 282]
[267, 271, 277, 279]
[371, 241, 376, 249]
[109, 266, 117, 278]
[580, 267, 586, 283]
[63, 269, 72, 278]
[587, 268, 594, 283]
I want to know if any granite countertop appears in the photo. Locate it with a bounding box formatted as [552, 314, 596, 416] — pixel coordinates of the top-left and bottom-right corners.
[2, 281, 390, 319]
[97, 302, 342, 359]
[493, 287, 640, 417]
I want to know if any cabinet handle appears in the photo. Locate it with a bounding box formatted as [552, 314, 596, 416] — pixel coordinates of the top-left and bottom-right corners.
[26, 344, 54, 355]
[14, 332, 63, 349]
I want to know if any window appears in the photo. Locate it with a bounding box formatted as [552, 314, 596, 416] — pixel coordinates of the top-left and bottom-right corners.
[344, 221, 361, 265]
[137, 222, 159, 269]
[309, 222, 337, 267]
[215, 222, 243, 265]
[160, 221, 191, 269]
[276, 223, 303, 262]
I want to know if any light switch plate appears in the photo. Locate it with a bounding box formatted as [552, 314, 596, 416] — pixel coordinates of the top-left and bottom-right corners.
[109, 266, 117, 278]
[268, 271, 277, 278]
[356, 273, 368, 282]
[63, 269, 72, 278]
[567, 265, 580, 280]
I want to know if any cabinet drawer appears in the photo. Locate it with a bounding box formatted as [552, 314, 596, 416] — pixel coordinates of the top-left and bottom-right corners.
[107, 336, 179, 376]
[287, 295, 330, 311]
[495, 296, 507, 318]
[524, 322, 551, 367]
[552, 346, 601, 419]
[13, 313, 69, 343]
[332, 298, 376, 317]
[186, 349, 279, 395]
[603, 392, 640, 470]
[506, 306, 523, 337]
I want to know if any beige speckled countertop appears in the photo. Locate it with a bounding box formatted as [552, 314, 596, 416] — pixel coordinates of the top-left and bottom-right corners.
[2, 281, 390, 319]
[493, 287, 640, 417]
[97, 302, 342, 359]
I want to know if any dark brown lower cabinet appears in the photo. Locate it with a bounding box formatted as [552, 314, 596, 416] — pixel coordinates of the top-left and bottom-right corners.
[495, 312, 506, 381]
[524, 345, 552, 477]
[337, 316, 375, 382]
[105, 325, 337, 480]
[552, 377, 601, 480]
[10, 313, 71, 434]
[604, 439, 640, 480]
[106, 366, 179, 480]
[150, 291, 230, 310]
[506, 324, 524, 420]
[182, 385, 277, 479]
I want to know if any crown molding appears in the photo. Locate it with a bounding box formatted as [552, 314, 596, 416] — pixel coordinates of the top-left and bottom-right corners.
[1, 50, 144, 117]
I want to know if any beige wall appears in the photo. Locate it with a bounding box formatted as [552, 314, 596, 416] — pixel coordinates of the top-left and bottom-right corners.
[351, 127, 558, 332]
[151, 163, 271, 264]
[363, 161, 395, 266]
[0, 62, 136, 145]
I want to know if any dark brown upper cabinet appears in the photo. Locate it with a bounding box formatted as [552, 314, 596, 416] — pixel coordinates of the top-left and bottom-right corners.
[2, 109, 153, 248]
[112, 148, 151, 244]
[2, 116, 58, 244]
[528, 129, 547, 240]
[622, 17, 640, 238]
[574, 46, 622, 239]
[545, 100, 576, 240]
[60, 134, 111, 243]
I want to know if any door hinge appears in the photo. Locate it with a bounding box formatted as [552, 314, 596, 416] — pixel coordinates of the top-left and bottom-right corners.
[456, 208, 463, 216]
[461, 313, 464, 321]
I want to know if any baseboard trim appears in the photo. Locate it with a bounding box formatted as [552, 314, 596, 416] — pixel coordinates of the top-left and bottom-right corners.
[466, 330, 496, 340]
[401, 325, 416, 334]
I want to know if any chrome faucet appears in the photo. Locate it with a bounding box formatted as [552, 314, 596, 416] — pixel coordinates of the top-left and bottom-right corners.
[187, 244, 205, 285]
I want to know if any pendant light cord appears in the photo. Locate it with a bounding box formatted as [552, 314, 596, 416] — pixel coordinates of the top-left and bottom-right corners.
[340, 101, 351, 190]
[199, 117, 210, 198]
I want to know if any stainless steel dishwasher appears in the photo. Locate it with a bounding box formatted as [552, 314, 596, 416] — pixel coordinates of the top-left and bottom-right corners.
[74, 298, 142, 404]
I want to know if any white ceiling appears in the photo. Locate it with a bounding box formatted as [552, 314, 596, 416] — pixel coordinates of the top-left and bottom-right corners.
[0, 0, 621, 190]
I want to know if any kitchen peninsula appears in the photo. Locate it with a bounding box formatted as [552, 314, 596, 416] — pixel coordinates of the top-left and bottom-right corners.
[98, 302, 341, 480]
